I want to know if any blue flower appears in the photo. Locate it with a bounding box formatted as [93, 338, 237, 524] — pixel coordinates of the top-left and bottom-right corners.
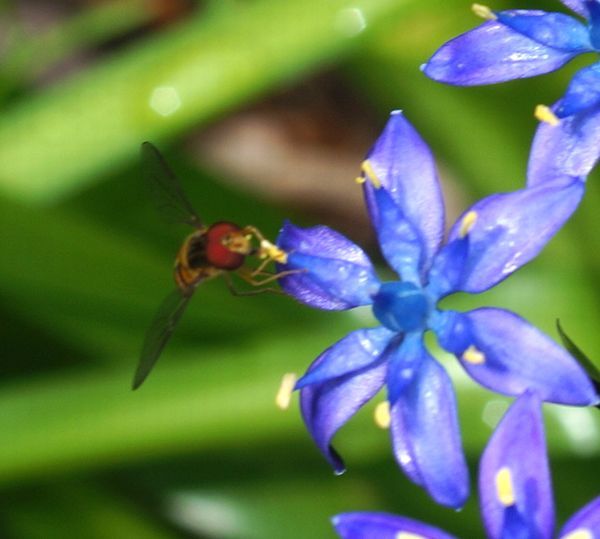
[332, 391, 600, 539]
[276, 111, 598, 509]
[423, 2, 600, 184]
[423, 2, 596, 91]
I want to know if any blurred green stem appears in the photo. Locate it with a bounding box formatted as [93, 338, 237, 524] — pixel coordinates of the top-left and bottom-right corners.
[0, 328, 597, 487]
[3, 481, 179, 539]
[1, 0, 152, 97]
[0, 0, 407, 203]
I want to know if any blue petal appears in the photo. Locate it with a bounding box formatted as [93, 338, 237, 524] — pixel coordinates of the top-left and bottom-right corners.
[426, 236, 469, 299]
[299, 357, 387, 473]
[276, 221, 380, 310]
[560, 0, 589, 18]
[446, 180, 584, 293]
[556, 63, 600, 118]
[495, 10, 591, 51]
[479, 391, 554, 539]
[362, 111, 444, 276]
[436, 309, 599, 405]
[388, 338, 469, 508]
[385, 332, 424, 404]
[364, 184, 424, 284]
[528, 100, 600, 186]
[559, 496, 600, 538]
[588, 1, 600, 46]
[500, 506, 540, 539]
[423, 17, 582, 85]
[295, 327, 395, 389]
[332, 512, 457, 539]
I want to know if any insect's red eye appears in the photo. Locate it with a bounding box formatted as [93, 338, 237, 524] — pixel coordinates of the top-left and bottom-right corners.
[205, 221, 246, 270]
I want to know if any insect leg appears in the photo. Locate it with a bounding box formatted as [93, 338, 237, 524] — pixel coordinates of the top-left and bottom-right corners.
[223, 272, 282, 296]
[236, 266, 304, 287]
[248, 255, 274, 277]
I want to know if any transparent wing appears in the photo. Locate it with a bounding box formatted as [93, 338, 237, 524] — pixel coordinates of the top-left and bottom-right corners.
[133, 288, 193, 390]
[141, 141, 203, 227]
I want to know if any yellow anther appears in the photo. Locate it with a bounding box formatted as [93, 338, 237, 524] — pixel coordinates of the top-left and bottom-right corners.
[396, 532, 426, 539]
[374, 401, 391, 429]
[275, 372, 297, 410]
[459, 211, 478, 238]
[260, 239, 288, 264]
[472, 3, 496, 20]
[495, 467, 516, 506]
[360, 160, 382, 189]
[561, 529, 593, 539]
[535, 104, 560, 126]
[463, 345, 485, 365]
[355, 176, 366, 184]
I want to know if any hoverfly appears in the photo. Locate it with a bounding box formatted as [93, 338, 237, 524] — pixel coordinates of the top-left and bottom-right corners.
[133, 142, 291, 390]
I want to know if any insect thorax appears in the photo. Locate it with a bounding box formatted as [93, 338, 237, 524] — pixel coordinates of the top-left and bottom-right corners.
[174, 231, 218, 292]
[186, 231, 209, 268]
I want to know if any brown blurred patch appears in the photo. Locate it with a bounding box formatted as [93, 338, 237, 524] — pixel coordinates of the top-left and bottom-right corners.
[188, 73, 382, 245]
[188, 72, 466, 248]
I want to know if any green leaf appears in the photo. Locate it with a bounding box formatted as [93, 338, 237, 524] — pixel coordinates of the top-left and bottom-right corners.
[3, 481, 179, 539]
[557, 319, 600, 383]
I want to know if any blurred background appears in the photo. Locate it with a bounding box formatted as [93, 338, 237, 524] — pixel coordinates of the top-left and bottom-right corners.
[0, 0, 599, 537]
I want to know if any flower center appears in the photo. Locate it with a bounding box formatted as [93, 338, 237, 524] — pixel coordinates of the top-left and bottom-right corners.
[372, 282, 431, 333]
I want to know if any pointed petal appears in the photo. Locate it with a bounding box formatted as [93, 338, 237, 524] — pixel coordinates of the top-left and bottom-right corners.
[296, 327, 394, 389]
[300, 354, 387, 473]
[556, 63, 600, 118]
[559, 496, 600, 538]
[495, 11, 590, 51]
[423, 15, 582, 86]
[588, 1, 600, 43]
[362, 111, 444, 276]
[385, 332, 424, 404]
[276, 221, 380, 310]
[363, 184, 424, 284]
[479, 391, 554, 539]
[332, 512, 457, 539]
[560, 0, 589, 18]
[389, 339, 469, 508]
[528, 94, 600, 187]
[426, 236, 469, 299]
[436, 309, 599, 406]
[446, 180, 584, 293]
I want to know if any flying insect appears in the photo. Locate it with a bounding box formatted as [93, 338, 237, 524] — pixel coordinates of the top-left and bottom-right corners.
[133, 142, 290, 390]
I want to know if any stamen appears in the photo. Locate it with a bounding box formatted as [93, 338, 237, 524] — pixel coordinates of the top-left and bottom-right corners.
[260, 239, 288, 264]
[275, 372, 297, 410]
[535, 104, 560, 126]
[395, 532, 426, 539]
[360, 160, 382, 188]
[495, 467, 516, 506]
[354, 176, 366, 184]
[462, 344, 485, 365]
[472, 3, 496, 20]
[561, 529, 593, 539]
[374, 401, 391, 429]
[459, 211, 478, 238]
